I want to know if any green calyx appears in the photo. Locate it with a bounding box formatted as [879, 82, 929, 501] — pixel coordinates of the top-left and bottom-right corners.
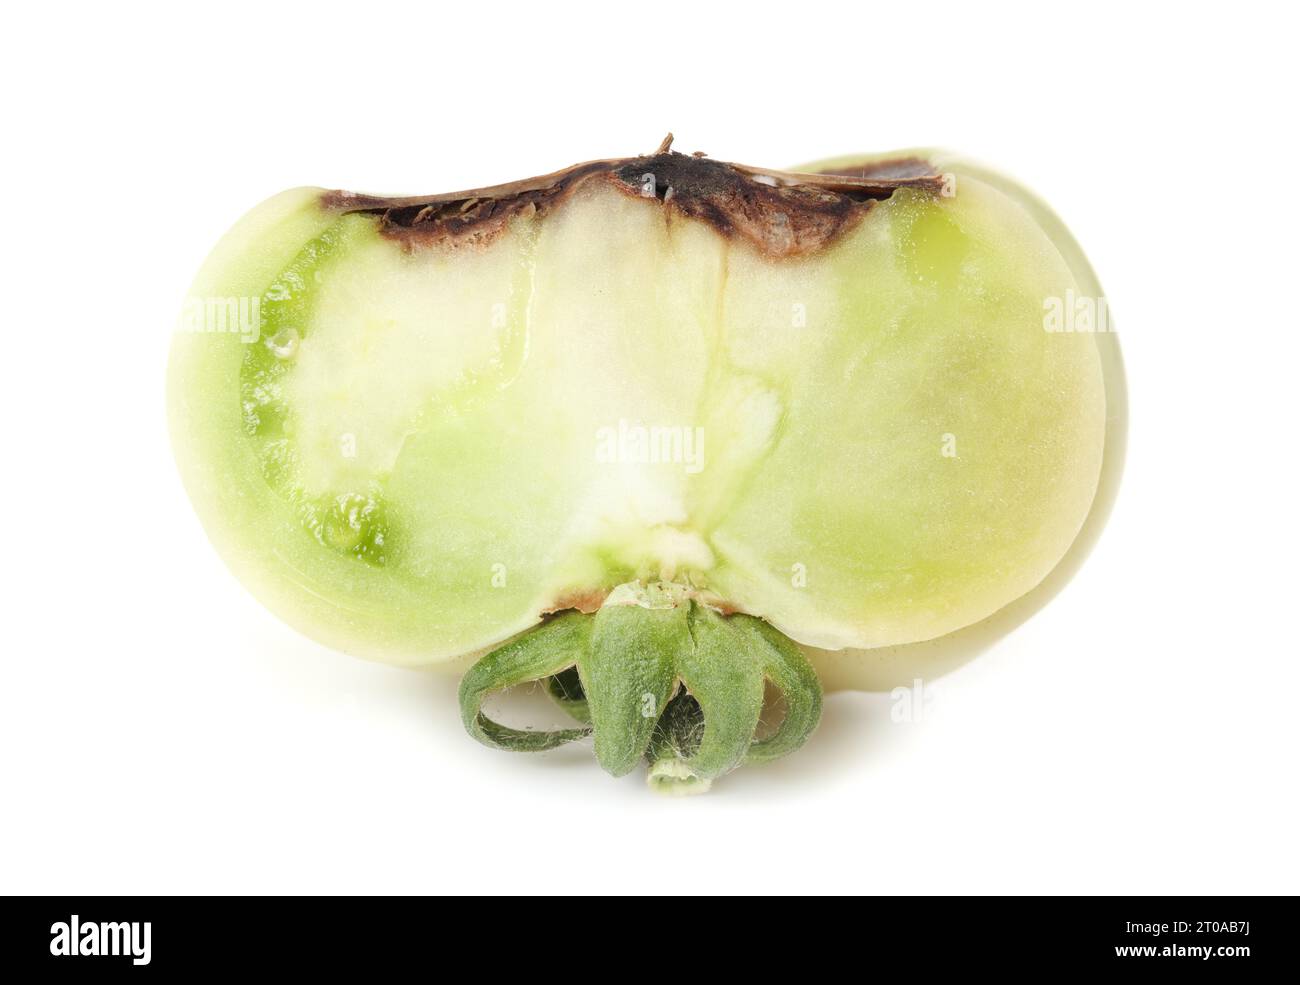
[458, 582, 822, 794]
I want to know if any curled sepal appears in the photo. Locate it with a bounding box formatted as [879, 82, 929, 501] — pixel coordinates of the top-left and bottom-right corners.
[674, 603, 767, 781]
[578, 600, 685, 777]
[458, 611, 594, 752]
[741, 617, 823, 765]
[457, 582, 828, 793]
[646, 692, 712, 795]
[543, 667, 591, 725]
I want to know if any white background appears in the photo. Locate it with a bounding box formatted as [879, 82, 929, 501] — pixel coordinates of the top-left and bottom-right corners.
[3, 1, 1297, 895]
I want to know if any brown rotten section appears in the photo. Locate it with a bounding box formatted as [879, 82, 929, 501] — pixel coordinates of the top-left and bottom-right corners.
[320, 137, 950, 259]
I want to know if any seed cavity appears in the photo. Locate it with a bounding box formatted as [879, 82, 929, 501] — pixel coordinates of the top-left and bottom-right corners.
[303, 491, 389, 565]
[237, 222, 393, 568]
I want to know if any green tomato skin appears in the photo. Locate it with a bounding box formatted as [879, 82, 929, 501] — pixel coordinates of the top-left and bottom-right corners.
[168, 152, 1108, 667]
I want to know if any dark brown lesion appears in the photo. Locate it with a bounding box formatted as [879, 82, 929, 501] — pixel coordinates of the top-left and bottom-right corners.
[608, 152, 944, 258]
[321, 138, 948, 259]
[320, 160, 614, 252]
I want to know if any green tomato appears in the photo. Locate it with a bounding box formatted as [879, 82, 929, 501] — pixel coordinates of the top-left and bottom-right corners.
[168, 139, 1112, 792]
